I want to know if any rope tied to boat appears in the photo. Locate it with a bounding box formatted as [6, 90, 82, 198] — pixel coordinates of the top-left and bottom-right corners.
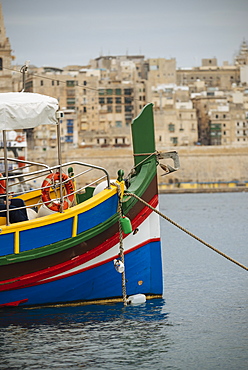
[111, 182, 128, 306]
[125, 192, 248, 272]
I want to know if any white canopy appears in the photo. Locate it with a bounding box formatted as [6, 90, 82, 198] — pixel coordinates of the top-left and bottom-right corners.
[0, 92, 59, 130]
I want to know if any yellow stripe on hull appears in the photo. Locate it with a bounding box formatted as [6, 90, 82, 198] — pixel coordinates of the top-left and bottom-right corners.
[0, 184, 121, 235]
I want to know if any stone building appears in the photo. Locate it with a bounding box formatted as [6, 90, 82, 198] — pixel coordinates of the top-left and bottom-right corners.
[1, 1, 248, 151]
[151, 85, 198, 147]
[147, 58, 176, 86]
[192, 89, 248, 146]
[177, 58, 240, 91]
[0, 3, 14, 92]
[235, 40, 248, 66]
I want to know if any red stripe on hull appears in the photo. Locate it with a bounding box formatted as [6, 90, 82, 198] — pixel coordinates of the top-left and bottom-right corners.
[0, 298, 28, 307]
[0, 195, 159, 292]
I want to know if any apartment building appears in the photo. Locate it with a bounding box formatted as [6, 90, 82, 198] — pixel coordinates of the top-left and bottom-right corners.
[177, 58, 240, 91]
[1, 2, 248, 149]
[24, 66, 100, 150]
[152, 85, 198, 147]
[90, 55, 148, 80]
[192, 89, 248, 146]
[148, 58, 176, 86]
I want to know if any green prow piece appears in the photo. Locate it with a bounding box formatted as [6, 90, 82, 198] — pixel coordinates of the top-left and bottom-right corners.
[131, 103, 156, 170]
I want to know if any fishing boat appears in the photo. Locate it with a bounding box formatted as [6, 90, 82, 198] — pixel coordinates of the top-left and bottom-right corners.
[0, 92, 179, 308]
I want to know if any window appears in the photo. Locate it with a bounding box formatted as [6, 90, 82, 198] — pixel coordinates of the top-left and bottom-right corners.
[171, 137, 178, 145]
[125, 97, 132, 104]
[106, 89, 113, 95]
[67, 89, 75, 97]
[107, 106, 112, 112]
[125, 105, 132, 112]
[168, 123, 175, 132]
[99, 97, 105, 104]
[0, 58, 2, 70]
[116, 105, 122, 113]
[40, 80, 44, 86]
[115, 88, 121, 95]
[66, 80, 76, 87]
[67, 120, 74, 134]
[124, 88, 132, 95]
[25, 81, 33, 90]
[66, 80, 73, 88]
[115, 97, 121, 104]
[65, 136, 73, 143]
[107, 97, 113, 104]
[99, 89, 105, 95]
[83, 81, 87, 86]
[115, 121, 122, 127]
[52, 80, 54, 86]
[67, 98, 75, 105]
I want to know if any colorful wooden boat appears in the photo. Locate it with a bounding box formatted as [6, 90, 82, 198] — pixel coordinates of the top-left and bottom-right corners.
[0, 92, 178, 308]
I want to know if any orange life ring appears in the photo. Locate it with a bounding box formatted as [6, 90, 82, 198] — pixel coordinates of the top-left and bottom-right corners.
[16, 135, 24, 143]
[0, 173, 6, 194]
[41, 172, 74, 212]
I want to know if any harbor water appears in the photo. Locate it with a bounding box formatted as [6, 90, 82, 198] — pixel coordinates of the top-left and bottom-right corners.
[0, 192, 247, 369]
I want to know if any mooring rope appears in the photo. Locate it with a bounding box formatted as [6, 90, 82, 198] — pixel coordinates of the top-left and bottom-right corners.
[113, 183, 128, 306]
[125, 192, 248, 272]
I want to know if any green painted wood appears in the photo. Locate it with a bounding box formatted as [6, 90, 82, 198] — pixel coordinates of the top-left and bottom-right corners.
[0, 213, 119, 266]
[0, 105, 158, 267]
[76, 186, 95, 203]
[131, 103, 156, 168]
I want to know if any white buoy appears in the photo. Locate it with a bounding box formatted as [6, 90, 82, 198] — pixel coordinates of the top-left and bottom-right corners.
[127, 294, 146, 305]
[113, 259, 125, 273]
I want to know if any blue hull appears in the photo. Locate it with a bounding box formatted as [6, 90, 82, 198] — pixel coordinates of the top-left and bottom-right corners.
[0, 240, 163, 307]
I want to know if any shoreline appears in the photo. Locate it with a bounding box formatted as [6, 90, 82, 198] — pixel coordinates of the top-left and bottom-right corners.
[159, 187, 248, 194]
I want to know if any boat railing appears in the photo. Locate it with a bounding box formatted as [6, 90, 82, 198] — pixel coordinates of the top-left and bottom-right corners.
[0, 158, 111, 224]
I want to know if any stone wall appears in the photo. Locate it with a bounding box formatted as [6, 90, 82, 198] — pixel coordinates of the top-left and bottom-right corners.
[27, 146, 248, 186]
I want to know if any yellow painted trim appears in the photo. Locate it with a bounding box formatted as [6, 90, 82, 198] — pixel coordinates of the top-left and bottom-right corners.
[0, 185, 119, 235]
[72, 214, 78, 237]
[14, 231, 20, 254]
[25, 294, 163, 309]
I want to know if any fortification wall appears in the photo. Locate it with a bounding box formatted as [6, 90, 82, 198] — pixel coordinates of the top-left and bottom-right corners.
[28, 146, 248, 185]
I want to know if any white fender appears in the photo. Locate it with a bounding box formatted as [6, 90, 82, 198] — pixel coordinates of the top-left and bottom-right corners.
[127, 294, 146, 305]
[113, 259, 125, 273]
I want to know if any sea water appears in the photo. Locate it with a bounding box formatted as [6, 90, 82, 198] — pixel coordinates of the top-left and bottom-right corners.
[0, 192, 247, 369]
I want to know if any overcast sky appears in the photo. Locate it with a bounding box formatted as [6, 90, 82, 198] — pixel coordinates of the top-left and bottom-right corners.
[2, 0, 248, 69]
